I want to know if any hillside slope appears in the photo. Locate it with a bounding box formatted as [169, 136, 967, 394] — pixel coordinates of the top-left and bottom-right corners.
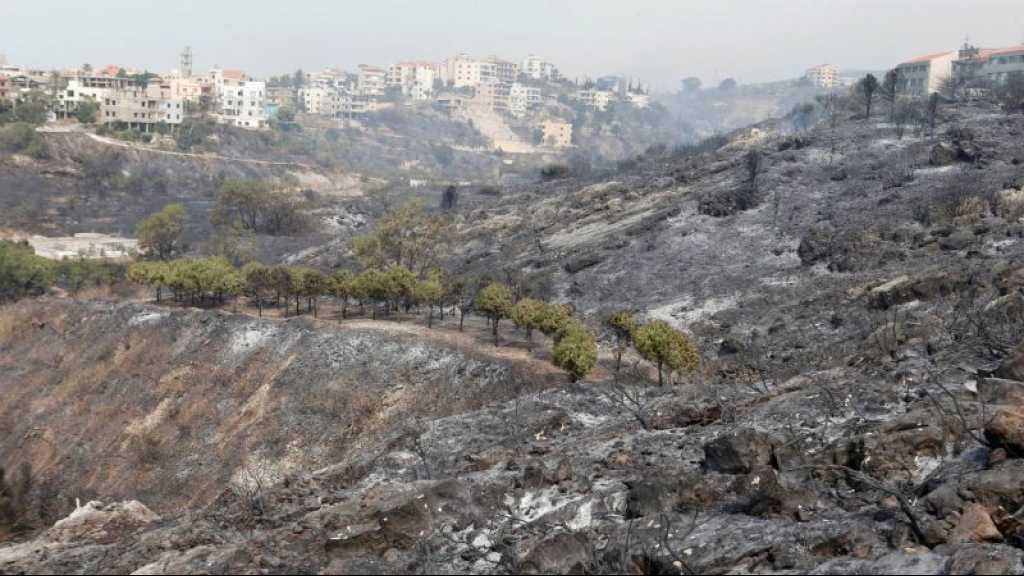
[3, 101, 1024, 574]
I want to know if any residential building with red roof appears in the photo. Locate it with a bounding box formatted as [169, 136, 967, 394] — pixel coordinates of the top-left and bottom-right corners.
[896, 50, 955, 96]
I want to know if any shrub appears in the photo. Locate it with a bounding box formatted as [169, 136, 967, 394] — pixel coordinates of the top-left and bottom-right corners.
[997, 189, 1024, 222]
[0, 123, 48, 159]
[634, 319, 701, 386]
[0, 240, 54, 302]
[552, 321, 598, 382]
[55, 258, 126, 296]
[540, 162, 570, 180]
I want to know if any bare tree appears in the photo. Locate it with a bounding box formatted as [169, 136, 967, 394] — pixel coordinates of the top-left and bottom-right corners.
[860, 74, 880, 119]
[880, 69, 900, 123]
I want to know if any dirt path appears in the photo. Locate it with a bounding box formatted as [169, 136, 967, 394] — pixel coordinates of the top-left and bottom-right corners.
[39, 124, 316, 169]
[113, 294, 611, 383]
[339, 317, 613, 381]
[84, 133, 316, 169]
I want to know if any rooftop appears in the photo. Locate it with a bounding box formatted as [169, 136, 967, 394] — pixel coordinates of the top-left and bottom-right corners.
[989, 44, 1024, 57]
[899, 51, 955, 66]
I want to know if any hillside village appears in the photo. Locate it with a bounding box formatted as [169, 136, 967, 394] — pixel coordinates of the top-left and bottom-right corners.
[0, 50, 658, 153]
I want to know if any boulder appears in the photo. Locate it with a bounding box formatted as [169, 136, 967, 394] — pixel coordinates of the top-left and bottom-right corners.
[945, 544, 1024, 575]
[930, 142, 958, 166]
[939, 229, 974, 251]
[646, 398, 721, 430]
[519, 533, 591, 575]
[978, 378, 1024, 405]
[984, 406, 1024, 456]
[956, 460, 1024, 511]
[49, 500, 160, 544]
[949, 503, 1003, 544]
[798, 226, 833, 265]
[702, 429, 777, 474]
[993, 346, 1024, 382]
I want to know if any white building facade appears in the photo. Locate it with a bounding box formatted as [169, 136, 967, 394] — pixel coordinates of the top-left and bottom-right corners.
[217, 80, 267, 129]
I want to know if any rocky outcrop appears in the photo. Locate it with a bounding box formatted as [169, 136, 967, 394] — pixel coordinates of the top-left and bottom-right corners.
[702, 429, 779, 474]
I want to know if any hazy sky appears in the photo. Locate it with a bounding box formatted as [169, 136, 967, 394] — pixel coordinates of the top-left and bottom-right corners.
[4, 0, 1024, 91]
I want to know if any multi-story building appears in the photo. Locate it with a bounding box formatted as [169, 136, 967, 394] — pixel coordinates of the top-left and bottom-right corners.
[540, 119, 572, 147]
[266, 85, 297, 109]
[521, 55, 559, 81]
[216, 80, 267, 129]
[488, 57, 520, 84]
[576, 88, 618, 111]
[952, 44, 995, 86]
[625, 91, 650, 109]
[387, 61, 437, 100]
[896, 51, 955, 96]
[98, 86, 185, 129]
[805, 64, 839, 88]
[473, 81, 510, 113]
[357, 65, 387, 97]
[595, 75, 627, 95]
[979, 45, 1024, 84]
[301, 85, 350, 116]
[443, 54, 498, 88]
[56, 74, 133, 118]
[208, 68, 247, 99]
[162, 75, 208, 103]
[508, 83, 541, 117]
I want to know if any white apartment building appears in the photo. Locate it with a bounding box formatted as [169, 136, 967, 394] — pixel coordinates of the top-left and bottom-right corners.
[508, 83, 541, 117]
[387, 61, 437, 100]
[625, 91, 650, 109]
[521, 55, 559, 81]
[357, 65, 387, 97]
[301, 86, 338, 116]
[896, 51, 955, 96]
[576, 88, 618, 111]
[208, 68, 247, 99]
[805, 64, 839, 88]
[217, 80, 267, 129]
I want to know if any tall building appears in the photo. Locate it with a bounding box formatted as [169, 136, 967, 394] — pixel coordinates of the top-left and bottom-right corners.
[357, 65, 387, 97]
[217, 80, 267, 129]
[387, 61, 437, 100]
[521, 55, 559, 81]
[508, 83, 541, 117]
[805, 64, 839, 88]
[442, 54, 498, 88]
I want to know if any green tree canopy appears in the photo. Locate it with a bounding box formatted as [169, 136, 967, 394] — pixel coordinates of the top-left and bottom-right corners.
[352, 200, 449, 273]
[552, 320, 598, 382]
[511, 298, 547, 347]
[476, 282, 514, 345]
[634, 319, 701, 386]
[137, 203, 188, 261]
[0, 240, 54, 302]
